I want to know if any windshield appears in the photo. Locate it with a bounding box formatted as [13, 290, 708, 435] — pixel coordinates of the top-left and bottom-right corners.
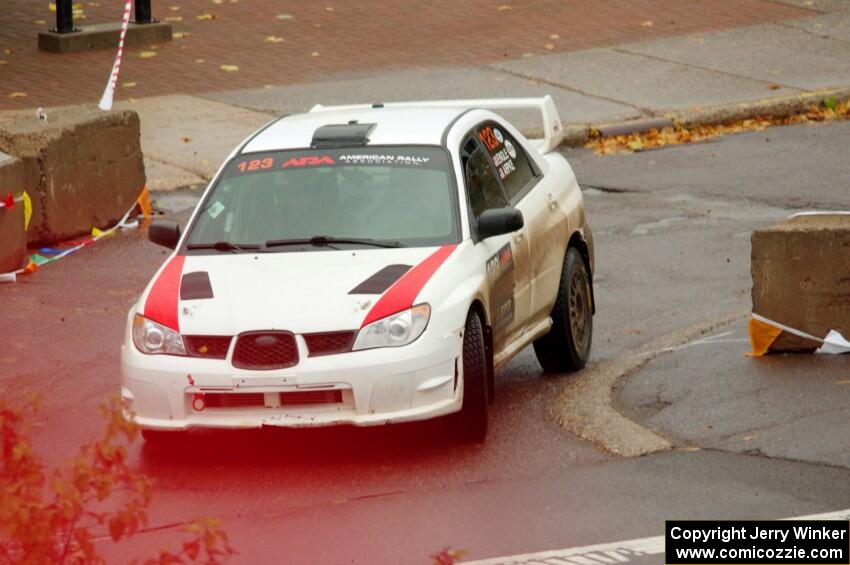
[184, 146, 459, 252]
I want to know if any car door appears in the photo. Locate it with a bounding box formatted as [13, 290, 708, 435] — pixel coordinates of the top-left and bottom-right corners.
[460, 132, 531, 351]
[474, 121, 568, 327]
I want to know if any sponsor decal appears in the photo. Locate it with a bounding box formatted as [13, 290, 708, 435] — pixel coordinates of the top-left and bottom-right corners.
[493, 128, 504, 143]
[207, 201, 225, 219]
[360, 245, 457, 327]
[143, 255, 186, 331]
[487, 243, 515, 336]
[338, 154, 430, 166]
[282, 155, 335, 168]
[505, 139, 517, 159]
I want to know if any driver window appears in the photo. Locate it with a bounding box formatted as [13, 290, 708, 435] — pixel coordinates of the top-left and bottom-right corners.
[463, 138, 508, 219]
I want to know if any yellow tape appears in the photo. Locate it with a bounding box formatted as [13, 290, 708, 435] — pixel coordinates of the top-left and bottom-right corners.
[747, 316, 783, 357]
[22, 191, 31, 230]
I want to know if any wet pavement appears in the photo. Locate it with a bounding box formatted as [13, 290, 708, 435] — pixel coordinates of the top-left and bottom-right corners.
[3, 120, 850, 563]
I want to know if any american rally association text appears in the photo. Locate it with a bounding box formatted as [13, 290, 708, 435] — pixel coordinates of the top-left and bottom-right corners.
[669, 525, 848, 544]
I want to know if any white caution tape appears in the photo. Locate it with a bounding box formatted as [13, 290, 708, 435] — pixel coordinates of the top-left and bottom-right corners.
[787, 210, 850, 218]
[98, 0, 133, 111]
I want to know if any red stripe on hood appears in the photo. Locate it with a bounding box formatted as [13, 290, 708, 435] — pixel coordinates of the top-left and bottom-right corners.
[144, 255, 186, 331]
[361, 245, 457, 327]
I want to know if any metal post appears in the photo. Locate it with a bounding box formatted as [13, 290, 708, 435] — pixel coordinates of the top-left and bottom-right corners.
[134, 0, 155, 24]
[52, 0, 77, 33]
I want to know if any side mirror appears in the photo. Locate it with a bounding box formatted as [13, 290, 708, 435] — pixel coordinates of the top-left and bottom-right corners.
[148, 220, 181, 249]
[477, 208, 524, 240]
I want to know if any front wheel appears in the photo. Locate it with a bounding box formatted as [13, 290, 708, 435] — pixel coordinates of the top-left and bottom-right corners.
[454, 309, 489, 442]
[533, 247, 593, 373]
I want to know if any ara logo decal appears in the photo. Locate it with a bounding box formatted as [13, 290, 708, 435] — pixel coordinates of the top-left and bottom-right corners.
[486, 243, 514, 278]
[281, 156, 336, 168]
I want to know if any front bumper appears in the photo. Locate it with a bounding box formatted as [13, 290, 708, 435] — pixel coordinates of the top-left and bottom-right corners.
[121, 327, 463, 431]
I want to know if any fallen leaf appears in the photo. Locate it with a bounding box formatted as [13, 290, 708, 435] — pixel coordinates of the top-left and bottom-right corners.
[169, 4, 180, 9]
[543, 43, 555, 50]
[181, 136, 192, 143]
[276, 13, 293, 19]
[640, 20, 654, 27]
[824, 96, 838, 110]
[265, 36, 284, 43]
[680, 446, 701, 452]
[0, 61, 7, 65]
[212, 0, 223, 3]
[835, 379, 850, 385]
[9, 92, 27, 98]
[87, 1, 100, 5]
[195, 58, 205, 63]
[33, 19, 47, 24]
[4, 49, 12, 55]
[123, 82, 138, 88]
[521, 52, 533, 58]
[139, 51, 157, 58]
[325, 6, 334, 11]
[165, 16, 183, 21]
[767, 83, 781, 90]
[196, 12, 216, 20]
[313, 23, 322, 27]
[173, 31, 189, 38]
[219, 64, 239, 72]
[311, 51, 320, 57]
[49, 2, 56, 11]
[549, 34, 559, 39]
[497, 4, 511, 10]
[741, 433, 758, 442]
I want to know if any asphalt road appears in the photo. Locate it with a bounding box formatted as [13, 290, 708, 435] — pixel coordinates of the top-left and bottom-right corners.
[2, 120, 850, 564]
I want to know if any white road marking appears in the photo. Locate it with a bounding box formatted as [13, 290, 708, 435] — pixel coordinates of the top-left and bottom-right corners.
[464, 508, 850, 565]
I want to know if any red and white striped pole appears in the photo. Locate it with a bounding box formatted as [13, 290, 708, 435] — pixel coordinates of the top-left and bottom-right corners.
[98, 0, 133, 111]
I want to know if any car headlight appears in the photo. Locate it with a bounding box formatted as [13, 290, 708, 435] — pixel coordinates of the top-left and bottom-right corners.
[352, 304, 430, 351]
[132, 314, 187, 356]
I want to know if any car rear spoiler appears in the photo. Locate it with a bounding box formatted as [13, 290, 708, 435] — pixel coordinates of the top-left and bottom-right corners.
[309, 95, 566, 153]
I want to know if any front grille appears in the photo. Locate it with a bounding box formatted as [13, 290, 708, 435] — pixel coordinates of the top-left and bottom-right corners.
[232, 331, 298, 370]
[185, 336, 232, 359]
[280, 390, 343, 405]
[304, 331, 356, 356]
[203, 393, 265, 408]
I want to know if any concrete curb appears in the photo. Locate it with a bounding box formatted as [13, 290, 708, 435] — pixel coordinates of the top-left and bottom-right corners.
[550, 310, 748, 457]
[558, 87, 850, 147]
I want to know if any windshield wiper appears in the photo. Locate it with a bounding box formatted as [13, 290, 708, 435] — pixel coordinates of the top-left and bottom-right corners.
[265, 236, 404, 249]
[186, 241, 261, 252]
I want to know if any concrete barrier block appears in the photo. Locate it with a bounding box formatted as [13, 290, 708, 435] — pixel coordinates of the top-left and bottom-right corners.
[0, 107, 146, 245]
[752, 215, 850, 350]
[0, 152, 29, 273]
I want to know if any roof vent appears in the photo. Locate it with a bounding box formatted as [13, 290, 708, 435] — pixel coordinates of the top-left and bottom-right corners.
[311, 123, 376, 148]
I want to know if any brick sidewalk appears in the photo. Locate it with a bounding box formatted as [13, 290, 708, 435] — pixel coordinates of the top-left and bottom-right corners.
[1, 0, 811, 111]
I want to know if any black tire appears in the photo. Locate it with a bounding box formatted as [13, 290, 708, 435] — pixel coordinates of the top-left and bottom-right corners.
[533, 247, 593, 373]
[455, 309, 489, 442]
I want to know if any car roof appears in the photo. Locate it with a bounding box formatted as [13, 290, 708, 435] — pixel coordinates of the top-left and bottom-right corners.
[240, 106, 470, 154]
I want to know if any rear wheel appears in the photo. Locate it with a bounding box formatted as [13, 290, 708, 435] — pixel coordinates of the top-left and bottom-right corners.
[455, 309, 489, 442]
[533, 247, 593, 373]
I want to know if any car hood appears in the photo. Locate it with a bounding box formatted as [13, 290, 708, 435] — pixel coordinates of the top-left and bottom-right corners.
[139, 246, 449, 335]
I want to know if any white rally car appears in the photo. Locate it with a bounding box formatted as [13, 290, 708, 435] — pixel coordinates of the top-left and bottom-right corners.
[122, 96, 595, 442]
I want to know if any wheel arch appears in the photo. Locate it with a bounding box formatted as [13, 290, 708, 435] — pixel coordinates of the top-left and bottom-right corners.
[568, 230, 596, 314]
